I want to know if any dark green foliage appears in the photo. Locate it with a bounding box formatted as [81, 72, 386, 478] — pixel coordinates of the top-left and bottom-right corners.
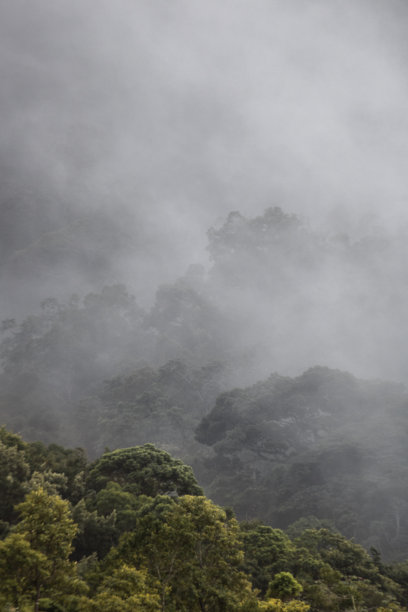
[294, 529, 378, 581]
[240, 522, 298, 595]
[0, 427, 87, 526]
[82, 358, 226, 458]
[0, 437, 30, 522]
[195, 366, 408, 560]
[26, 442, 87, 503]
[72, 499, 118, 560]
[86, 444, 203, 497]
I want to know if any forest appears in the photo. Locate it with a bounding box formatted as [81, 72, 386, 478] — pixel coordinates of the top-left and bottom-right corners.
[3, 1, 408, 609]
[1, 425, 408, 611]
[2, 208, 408, 610]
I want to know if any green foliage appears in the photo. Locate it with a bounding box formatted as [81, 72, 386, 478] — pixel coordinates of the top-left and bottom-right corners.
[0, 428, 407, 611]
[113, 495, 253, 611]
[5, 205, 408, 577]
[0, 532, 47, 610]
[28, 442, 87, 501]
[15, 486, 78, 568]
[0, 487, 81, 611]
[79, 565, 161, 611]
[240, 522, 298, 595]
[258, 599, 310, 612]
[72, 498, 118, 560]
[0, 437, 30, 522]
[294, 529, 377, 580]
[195, 366, 408, 560]
[0, 427, 88, 532]
[267, 573, 303, 601]
[86, 443, 202, 497]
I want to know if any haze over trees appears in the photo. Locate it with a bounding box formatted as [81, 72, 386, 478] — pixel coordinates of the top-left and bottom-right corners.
[2, 1, 408, 609]
[2, 208, 408, 566]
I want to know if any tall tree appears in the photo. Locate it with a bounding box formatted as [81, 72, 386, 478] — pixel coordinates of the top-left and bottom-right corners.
[0, 487, 80, 611]
[114, 495, 253, 611]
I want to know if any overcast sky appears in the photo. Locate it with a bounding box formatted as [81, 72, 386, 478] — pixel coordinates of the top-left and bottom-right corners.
[1, 0, 408, 300]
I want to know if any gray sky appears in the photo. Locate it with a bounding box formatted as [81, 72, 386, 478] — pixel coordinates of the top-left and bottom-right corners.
[1, 0, 408, 307]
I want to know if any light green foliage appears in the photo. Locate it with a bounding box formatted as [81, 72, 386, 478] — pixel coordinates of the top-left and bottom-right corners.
[114, 495, 253, 611]
[79, 565, 161, 611]
[0, 532, 47, 609]
[0, 425, 27, 450]
[27, 469, 68, 495]
[258, 599, 310, 611]
[15, 487, 78, 558]
[267, 573, 303, 601]
[0, 487, 81, 611]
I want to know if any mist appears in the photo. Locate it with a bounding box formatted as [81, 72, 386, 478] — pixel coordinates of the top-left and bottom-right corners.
[5, 2, 408, 574]
[1, 0, 408, 377]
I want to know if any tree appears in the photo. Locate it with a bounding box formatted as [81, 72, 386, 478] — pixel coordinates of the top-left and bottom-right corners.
[267, 573, 303, 602]
[86, 444, 202, 497]
[0, 487, 80, 611]
[240, 522, 298, 595]
[80, 565, 161, 611]
[257, 599, 310, 611]
[0, 285, 149, 448]
[91, 359, 226, 458]
[113, 495, 253, 611]
[72, 498, 118, 561]
[0, 437, 30, 523]
[147, 279, 231, 366]
[0, 532, 47, 610]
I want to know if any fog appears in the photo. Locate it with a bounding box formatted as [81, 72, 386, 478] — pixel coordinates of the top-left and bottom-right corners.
[1, 0, 408, 380]
[4, 2, 408, 572]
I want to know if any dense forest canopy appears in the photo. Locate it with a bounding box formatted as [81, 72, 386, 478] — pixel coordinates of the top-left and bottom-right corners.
[1, 426, 408, 611]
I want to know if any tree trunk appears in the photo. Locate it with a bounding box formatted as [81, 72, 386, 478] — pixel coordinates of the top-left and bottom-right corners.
[34, 583, 41, 612]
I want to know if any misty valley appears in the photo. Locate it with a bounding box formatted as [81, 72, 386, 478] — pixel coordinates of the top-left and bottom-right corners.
[2, 207, 408, 610]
